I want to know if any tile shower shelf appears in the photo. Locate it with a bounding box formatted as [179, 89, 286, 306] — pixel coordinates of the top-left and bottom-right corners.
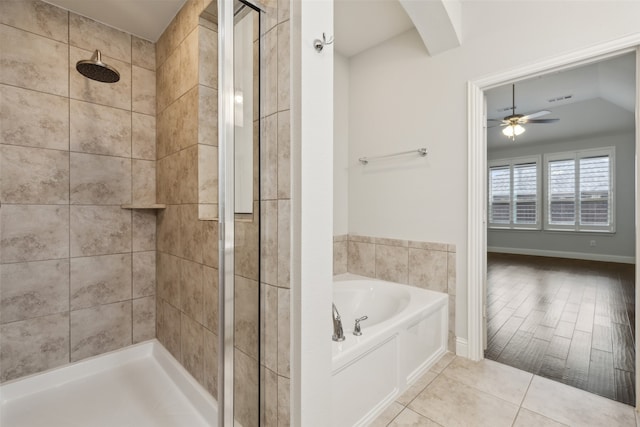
[121, 204, 167, 209]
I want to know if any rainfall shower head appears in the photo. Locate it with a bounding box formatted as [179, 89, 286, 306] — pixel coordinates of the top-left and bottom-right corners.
[76, 50, 120, 83]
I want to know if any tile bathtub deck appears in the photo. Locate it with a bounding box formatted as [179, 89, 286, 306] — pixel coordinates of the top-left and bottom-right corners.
[371, 353, 638, 427]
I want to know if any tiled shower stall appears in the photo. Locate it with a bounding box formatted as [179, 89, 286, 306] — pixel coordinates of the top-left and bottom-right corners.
[0, 0, 293, 425]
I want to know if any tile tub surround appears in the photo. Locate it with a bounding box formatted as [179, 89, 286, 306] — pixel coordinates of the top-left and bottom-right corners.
[0, 0, 157, 383]
[335, 234, 457, 351]
[370, 353, 637, 427]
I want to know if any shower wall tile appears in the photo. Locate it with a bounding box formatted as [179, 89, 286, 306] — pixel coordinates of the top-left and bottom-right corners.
[70, 153, 131, 205]
[347, 241, 376, 278]
[202, 219, 219, 268]
[261, 27, 277, 117]
[277, 112, 290, 199]
[157, 86, 198, 158]
[0, 144, 69, 204]
[375, 237, 409, 247]
[375, 245, 409, 284]
[236, 277, 260, 360]
[132, 159, 156, 205]
[181, 259, 204, 324]
[157, 204, 182, 256]
[156, 154, 179, 204]
[0, 259, 69, 323]
[277, 21, 290, 112]
[198, 85, 218, 146]
[262, 368, 278, 426]
[277, 199, 291, 288]
[181, 314, 205, 384]
[179, 145, 199, 204]
[0, 204, 69, 263]
[203, 327, 218, 398]
[0, 1, 157, 383]
[198, 144, 217, 205]
[133, 251, 156, 298]
[132, 113, 156, 160]
[132, 36, 156, 71]
[277, 0, 289, 25]
[180, 203, 204, 263]
[333, 241, 348, 276]
[0, 313, 69, 382]
[70, 99, 132, 157]
[236, 348, 260, 427]
[70, 300, 132, 362]
[203, 265, 218, 332]
[262, 284, 278, 371]
[0, 0, 68, 43]
[277, 375, 291, 427]
[261, 0, 278, 36]
[132, 210, 157, 251]
[69, 13, 131, 63]
[198, 26, 217, 89]
[261, 200, 278, 285]
[70, 254, 132, 310]
[133, 296, 156, 343]
[0, 84, 69, 151]
[161, 301, 182, 361]
[70, 205, 132, 257]
[277, 288, 290, 377]
[69, 46, 131, 110]
[157, 252, 181, 308]
[179, 28, 199, 99]
[408, 248, 448, 293]
[132, 66, 156, 115]
[235, 203, 260, 281]
[0, 24, 68, 96]
[261, 113, 278, 200]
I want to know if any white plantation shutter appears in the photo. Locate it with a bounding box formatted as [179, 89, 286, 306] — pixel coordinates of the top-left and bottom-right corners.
[548, 159, 575, 225]
[513, 163, 537, 225]
[488, 156, 540, 229]
[489, 166, 510, 224]
[544, 148, 614, 232]
[579, 156, 610, 226]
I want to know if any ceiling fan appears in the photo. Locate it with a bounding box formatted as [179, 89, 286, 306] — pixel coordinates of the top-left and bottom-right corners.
[488, 84, 559, 140]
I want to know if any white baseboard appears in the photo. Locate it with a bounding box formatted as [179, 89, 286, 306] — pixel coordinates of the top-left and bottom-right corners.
[455, 337, 468, 358]
[487, 246, 635, 264]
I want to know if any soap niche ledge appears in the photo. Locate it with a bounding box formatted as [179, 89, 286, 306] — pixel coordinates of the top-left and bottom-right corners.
[121, 204, 167, 210]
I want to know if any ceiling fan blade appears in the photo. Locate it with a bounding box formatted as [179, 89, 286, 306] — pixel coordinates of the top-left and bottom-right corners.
[525, 118, 559, 124]
[520, 110, 551, 120]
[487, 118, 504, 122]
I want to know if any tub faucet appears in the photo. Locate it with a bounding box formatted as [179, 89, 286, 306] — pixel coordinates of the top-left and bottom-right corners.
[332, 303, 345, 342]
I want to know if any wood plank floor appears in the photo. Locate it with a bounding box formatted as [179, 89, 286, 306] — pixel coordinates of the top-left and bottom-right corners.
[485, 253, 636, 405]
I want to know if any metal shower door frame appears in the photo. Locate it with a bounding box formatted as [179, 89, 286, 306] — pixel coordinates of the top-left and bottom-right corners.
[217, 1, 264, 425]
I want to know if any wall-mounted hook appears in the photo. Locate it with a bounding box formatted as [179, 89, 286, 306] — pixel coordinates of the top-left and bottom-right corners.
[313, 33, 334, 52]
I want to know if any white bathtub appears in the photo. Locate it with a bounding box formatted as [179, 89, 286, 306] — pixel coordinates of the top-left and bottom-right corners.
[331, 274, 448, 427]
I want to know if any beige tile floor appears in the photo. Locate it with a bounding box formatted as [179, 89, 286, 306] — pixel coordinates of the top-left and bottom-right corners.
[371, 353, 638, 427]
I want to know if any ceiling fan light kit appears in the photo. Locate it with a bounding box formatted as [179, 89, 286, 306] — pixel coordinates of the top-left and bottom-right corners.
[488, 84, 560, 142]
[503, 123, 525, 139]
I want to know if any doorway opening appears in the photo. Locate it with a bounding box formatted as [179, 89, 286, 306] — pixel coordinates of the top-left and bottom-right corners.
[467, 37, 640, 408]
[483, 54, 636, 405]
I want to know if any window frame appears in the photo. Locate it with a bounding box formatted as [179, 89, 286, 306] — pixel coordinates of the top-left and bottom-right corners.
[488, 155, 542, 230]
[543, 147, 615, 233]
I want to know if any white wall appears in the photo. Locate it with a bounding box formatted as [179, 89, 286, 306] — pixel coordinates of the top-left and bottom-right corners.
[488, 132, 635, 262]
[347, 1, 640, 344]
[334, 52, 349, 235]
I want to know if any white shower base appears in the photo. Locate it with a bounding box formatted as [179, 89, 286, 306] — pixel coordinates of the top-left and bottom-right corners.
[0, 340, 217, 427]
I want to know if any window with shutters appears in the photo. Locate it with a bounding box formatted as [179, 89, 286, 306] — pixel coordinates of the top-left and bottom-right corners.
[544, 147, 614, 232]
[488, 156, 541, 230]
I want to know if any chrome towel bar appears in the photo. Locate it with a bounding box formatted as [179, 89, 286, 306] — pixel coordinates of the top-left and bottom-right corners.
[358, 148, 427, 165]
